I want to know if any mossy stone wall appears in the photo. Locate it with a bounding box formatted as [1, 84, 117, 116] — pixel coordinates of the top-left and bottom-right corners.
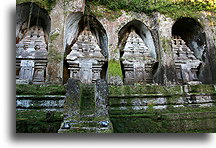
[16, 84, 66, 133]
[109, 84, 216, 133]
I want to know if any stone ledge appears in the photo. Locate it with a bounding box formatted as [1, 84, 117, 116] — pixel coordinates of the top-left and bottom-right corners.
[16, 95, 66, 100]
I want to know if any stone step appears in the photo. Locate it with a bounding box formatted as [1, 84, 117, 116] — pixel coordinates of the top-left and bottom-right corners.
[59, 125, 112, 133]
[16, 95, 65, 109]
[16, 95, 66, 100]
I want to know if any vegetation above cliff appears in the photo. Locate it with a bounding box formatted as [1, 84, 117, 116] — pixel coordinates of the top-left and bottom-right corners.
[88, 0, 215, 20]
[16, 0, 56, 12]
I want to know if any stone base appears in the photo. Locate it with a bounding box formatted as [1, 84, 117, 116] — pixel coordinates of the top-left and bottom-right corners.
[187, 81, 202, 85]
[16, 79, 29, 84]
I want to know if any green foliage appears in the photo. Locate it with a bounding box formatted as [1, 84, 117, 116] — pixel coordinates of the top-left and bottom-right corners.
[16, 84, 66, 95]
[50, 32, 60, 42]
[16, 0, 57, 13]
[89, 0, 215, 20]
[85, 1, 122, 21]
[108, 59, 123, 79]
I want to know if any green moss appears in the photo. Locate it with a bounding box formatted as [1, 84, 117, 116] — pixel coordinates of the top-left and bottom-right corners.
[110, 105, 216, 133]
[189, 84, 216, 94]
[16, 84, 66, 95]
[109, 85, 182, 96]
[79, 84, 96, 115]
[16, 110, 63, 133]
[111, 116, 165, 133]
[50, 32, 60, 42]
[161, 37, 172, 53]
[16, 0, 57, 13]
[48, 45, 62, 63]
[108, 59, 123, 79]
[162, 118, 216, 133]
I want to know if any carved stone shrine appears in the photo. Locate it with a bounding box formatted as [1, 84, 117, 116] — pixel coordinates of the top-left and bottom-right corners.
[121, 31, 156, 84]
[66, 28, 106, 83]
[171, 36, 202, 84]
[16, 26, 48, 84]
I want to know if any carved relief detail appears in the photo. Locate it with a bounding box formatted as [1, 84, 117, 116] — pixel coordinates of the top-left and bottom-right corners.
[172, 36, 202, 84]
[16, 26, 48, 84]
[66, 28, 106, 83]
[121, 31, 156, 84]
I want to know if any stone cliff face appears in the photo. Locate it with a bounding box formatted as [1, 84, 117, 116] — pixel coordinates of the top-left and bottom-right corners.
[16, 0, 216, 85]
[16, 0, 216, 133]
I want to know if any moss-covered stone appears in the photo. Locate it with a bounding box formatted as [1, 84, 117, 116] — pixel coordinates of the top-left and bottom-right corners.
[50, 32, 60, 42]
[109, 85, 182, 96]
[189, 84, 216, 94]
[111, 116, 165, 133]
[16, 109, 63, 133]
[79, 84, 96, 115]
[161, 37, 172, 53]
[16, 84, 66, 95]
[48, 45, 62, 63]
[108, 59, 123, 79]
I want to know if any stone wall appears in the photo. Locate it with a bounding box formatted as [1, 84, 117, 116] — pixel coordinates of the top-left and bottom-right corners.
[16, 0, 215, 85]
[109, 84, 216, 132]
[16, 84, 216, 133]
[16, 0, 216, 133]
[16, 84, 66, 133]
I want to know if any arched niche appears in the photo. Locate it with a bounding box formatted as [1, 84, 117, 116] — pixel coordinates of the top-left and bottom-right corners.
[16, 2, 51, 44]
[171, 17, 211, 84]
[16, 2, 51, 84]
[63, 14, 108, 84]
[119, 20, 157, 59]
[118, 20, 158, 84]
[172, 17, 205, 60]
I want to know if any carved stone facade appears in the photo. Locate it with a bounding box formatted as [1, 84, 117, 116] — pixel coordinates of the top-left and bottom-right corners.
[66, 28, 107, 84]
[121, 31, 156, 84]
[16, 26, 48, 84]
[172, 36, 202, 84]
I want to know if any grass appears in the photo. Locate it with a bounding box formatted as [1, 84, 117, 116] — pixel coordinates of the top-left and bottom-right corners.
[108, 59, 123, 79]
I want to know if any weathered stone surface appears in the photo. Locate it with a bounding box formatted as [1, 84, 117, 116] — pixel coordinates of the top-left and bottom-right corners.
[66, 28, 107, 83]
[58, 79, 113, 133]
[108, 76, 123, 86]
[121, 31, 157, 84]
[172, 37, 202, 84]
[16, 24, 48, 84]
[16, 1, 216, 133]
[95, 79, 109, 116]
